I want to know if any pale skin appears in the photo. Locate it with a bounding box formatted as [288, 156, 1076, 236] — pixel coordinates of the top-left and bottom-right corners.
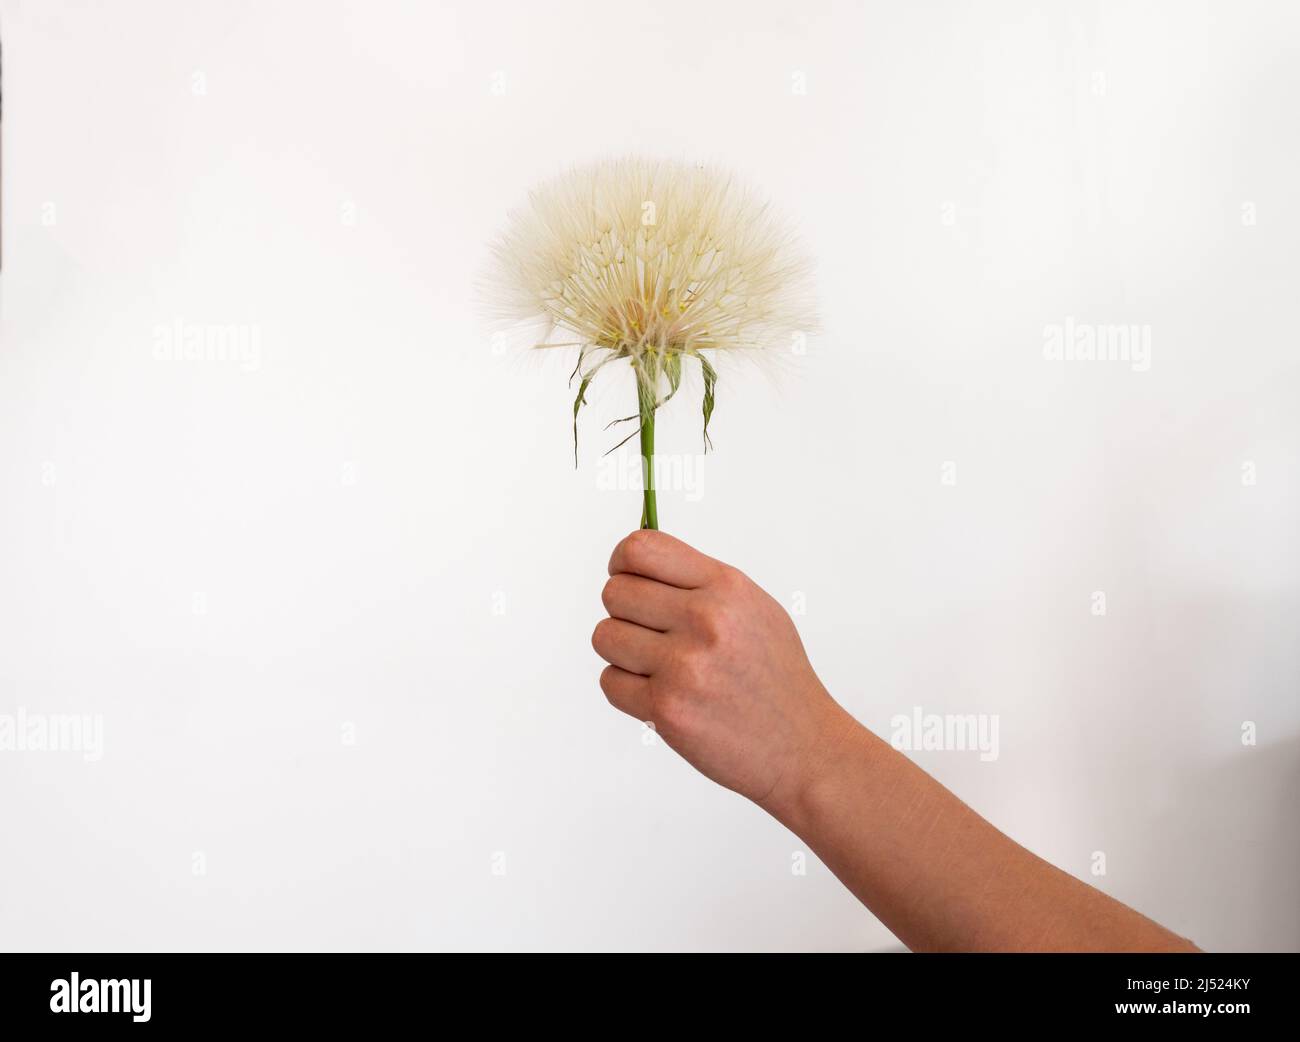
[593, 529, 1200, 953]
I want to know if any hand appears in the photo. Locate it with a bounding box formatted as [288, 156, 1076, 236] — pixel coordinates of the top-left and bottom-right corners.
[592, 529, 854, 815]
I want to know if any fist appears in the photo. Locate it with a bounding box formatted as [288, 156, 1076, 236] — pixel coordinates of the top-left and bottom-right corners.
[592, 529, 850, 814]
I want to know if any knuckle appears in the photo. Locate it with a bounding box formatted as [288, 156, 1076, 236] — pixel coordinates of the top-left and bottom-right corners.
[591, 617, 615, 654]
[687, 598, 731, 647]
[598, 665, 620, 703]
[617, 529, 659, 572]
[652, 692, 692, 736]
[686, 602, 722, 645]
[625, 528, 657, 553]
[714, 565, 747, 594]
[600, 575, 621, 612]
[668, 648, 711, 694]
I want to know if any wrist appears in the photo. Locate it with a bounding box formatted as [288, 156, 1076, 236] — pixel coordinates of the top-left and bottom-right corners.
[762, 697, 877, 835]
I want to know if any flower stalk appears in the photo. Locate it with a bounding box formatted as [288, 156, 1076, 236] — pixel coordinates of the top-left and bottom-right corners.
[637, 363, 658, 530]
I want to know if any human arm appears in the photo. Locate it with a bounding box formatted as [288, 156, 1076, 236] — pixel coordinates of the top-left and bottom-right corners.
[591, 529, 1198, 952]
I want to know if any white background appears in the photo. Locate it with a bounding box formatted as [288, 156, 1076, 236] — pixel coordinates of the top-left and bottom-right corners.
[1, 0, 1296, 952]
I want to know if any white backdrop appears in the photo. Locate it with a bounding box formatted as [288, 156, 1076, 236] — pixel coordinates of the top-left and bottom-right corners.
[1, 0, 1296, 952]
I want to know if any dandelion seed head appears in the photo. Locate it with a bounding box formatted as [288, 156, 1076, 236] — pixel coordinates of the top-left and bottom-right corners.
[484, 157, 817, 373]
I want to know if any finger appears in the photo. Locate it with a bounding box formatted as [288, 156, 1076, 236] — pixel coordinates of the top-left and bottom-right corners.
[601, 573, 688, 631]
[591, 617, 664, 676]
[608, 529, 717, 589]
[599, 665, 653, 719]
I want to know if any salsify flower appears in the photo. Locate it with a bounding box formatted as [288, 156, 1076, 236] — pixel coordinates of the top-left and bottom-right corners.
[485, 157, 816, 529]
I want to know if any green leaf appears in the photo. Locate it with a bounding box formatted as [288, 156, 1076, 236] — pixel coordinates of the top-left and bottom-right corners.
[572, 375, 592, 468]
[699, 354, 717, 453]
[665, 351, 683, 398]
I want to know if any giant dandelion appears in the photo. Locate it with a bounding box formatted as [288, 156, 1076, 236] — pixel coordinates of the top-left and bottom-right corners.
[485, 157, 816, 530]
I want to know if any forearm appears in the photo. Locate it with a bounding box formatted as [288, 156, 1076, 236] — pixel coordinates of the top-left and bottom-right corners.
[768, 705, 1199, 953]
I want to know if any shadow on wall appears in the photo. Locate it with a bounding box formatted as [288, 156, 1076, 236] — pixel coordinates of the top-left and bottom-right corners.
[1140, 736, 1300, 952]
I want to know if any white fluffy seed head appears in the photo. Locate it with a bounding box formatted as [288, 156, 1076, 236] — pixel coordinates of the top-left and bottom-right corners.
[484, 157, 817, 379]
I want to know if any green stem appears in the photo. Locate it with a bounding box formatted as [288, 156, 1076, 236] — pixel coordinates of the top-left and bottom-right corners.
[637, 367, 658, 530]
